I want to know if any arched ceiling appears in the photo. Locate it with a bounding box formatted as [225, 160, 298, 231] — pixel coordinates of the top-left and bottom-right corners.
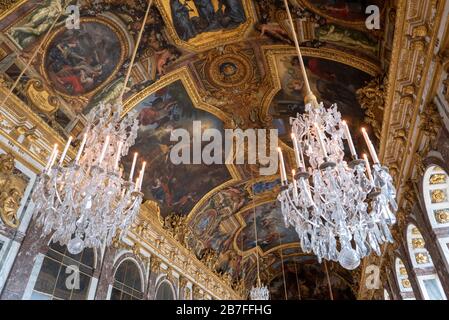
[0, 0, 396, 298]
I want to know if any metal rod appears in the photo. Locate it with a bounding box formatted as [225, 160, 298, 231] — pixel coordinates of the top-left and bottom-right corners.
[293, 259, 302, 300]
[119, 0, 153, 102]
[278, 233, 288, 300]
[324, 260, 334, 300]
[282, 0, 318, 107]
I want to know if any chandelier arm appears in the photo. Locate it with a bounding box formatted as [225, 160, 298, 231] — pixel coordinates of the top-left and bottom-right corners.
[119, 0, 154, 103]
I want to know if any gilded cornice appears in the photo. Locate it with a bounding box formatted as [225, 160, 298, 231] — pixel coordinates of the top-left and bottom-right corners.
[0, 83, 75, 171]
[359, 0, 447, 300]
[0, 0, 26, 20]
[128, 201, 242, 300]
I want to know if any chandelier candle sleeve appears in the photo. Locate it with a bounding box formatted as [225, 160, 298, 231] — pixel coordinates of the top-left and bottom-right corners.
[75, 133, 88, 164]
[138, 161, 147, 190]
[114, 141, 123, 171]
[363, 154, 374, 182]
[342, 121, 357, 159]
[59, 136, 73, 166]
[314, 123, 328, 158]
[49, 149, 59, 171]
[291, 133, 303, 168]
[98, 135, 110, 166]
[278, 148, 288, 184]
[292, 169, 299, 203]
[129, 152, 138, 182]
[45, 144, 58, 172]
[361, 128, 380, 164]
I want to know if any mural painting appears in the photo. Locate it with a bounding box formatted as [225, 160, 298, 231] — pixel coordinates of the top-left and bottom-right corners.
[44, 20, 123, 97]
[123, 80, 232, 217]
[168, 0, 246, 41]
[236, 201, 298, 253]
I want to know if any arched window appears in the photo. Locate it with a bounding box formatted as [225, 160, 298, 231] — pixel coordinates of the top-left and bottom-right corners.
[395, 257, 415, 300]
[155, 280, 175, 300]
[31, 242, 95, 300]
[111, 259, 144, 300]
[423, 166, 449, 267]
[407, 225, 447, 300]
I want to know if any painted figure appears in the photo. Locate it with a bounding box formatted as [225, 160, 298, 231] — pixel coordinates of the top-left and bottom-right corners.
[171, 0, 197, 40]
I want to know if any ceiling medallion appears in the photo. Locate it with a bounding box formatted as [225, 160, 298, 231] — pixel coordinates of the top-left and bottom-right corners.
[207, 53, 252, 88]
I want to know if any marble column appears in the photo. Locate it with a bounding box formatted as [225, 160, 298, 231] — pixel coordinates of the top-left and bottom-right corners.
[0, 220, 49, 300]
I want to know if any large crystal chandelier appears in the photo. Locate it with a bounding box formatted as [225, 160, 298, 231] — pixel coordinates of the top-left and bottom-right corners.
[31, 0, 153, 254]
[32, 103, 145, 254]
[276, 0, 398, 270]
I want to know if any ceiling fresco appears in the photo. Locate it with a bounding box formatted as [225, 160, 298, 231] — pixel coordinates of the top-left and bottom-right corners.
[0, 0, 395, 298]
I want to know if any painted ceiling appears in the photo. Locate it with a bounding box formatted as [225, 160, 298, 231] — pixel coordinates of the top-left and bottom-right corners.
[0, 0, 396, 298]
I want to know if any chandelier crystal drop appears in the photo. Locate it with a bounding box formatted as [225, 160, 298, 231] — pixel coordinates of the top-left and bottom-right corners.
[277, 102, 398, 270]
[31, 102, 146, 254]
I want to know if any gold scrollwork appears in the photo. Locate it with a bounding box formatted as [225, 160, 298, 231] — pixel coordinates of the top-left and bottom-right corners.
[431, 189, 447, 203]
[0, 152, 27, 228]
[411, 238, 425, 249]
[430, 173, 447, 185]
[435, 209, 449, 224]
[415, 252, 430, 264]
[25, 79, 59, 114]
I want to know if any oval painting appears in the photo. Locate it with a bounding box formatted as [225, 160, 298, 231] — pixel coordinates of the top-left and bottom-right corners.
[44, 20, 123, 96]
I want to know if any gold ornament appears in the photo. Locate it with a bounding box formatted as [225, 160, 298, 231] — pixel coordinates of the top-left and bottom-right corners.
[0, 152, 26, 228]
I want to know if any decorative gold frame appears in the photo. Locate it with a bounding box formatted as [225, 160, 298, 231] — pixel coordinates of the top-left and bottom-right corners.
[39, 16, 128, 100]
[154, 0, 255, 52]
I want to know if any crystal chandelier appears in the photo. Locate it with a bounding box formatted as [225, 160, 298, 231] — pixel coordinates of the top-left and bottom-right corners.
[31, 0, 153, 254]
[250, 278, 270, 300]
[32, 102, 146, 254]
[276, 0, 398, 270]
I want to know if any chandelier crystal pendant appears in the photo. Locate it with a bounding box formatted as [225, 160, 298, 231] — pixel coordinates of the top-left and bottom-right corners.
[32, 102, 146, 254]
[277, 0, 398, 270]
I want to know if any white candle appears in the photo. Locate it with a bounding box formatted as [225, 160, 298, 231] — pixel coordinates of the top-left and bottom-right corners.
[291, 133, 303, 168]
[114, 141, 123, 171]
[75, 133, 87, 164]
[98, 135, 110, 166]
[134, 176, 140, 191]
[342, 121, 357, 159]
[138, 161, 147, 189]
[361, 128, 380, 164]
[314, 123, 328, 158]
[45, 144, 58, 172]
[49, 149, 59, 170]
[363, 154, 374, 182]
[59, 136, 73, 166]
[292, 169, 298, 203]
[129, 152, 138, 181]
[278, 147, 287, 184]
